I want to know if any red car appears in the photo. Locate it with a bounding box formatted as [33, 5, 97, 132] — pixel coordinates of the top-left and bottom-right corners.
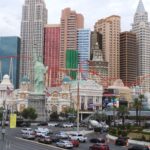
[70, 139, 79, 147]
[89, 144, 110, 150]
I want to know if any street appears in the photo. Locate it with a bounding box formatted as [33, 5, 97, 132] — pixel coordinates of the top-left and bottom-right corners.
[0, 126, 130, 150]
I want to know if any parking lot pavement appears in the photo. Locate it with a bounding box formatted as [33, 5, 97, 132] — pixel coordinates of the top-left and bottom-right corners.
[0, 126, 130, 150]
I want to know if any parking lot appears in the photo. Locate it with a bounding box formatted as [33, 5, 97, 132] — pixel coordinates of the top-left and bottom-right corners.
[0, 122, 130, 150]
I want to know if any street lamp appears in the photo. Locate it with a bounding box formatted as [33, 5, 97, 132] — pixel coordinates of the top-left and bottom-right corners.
[77, 64, 80, 133]
[77, 78, 80, 132]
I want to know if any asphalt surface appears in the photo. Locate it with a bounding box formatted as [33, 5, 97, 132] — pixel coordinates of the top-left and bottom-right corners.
[0, 126, 129, 150]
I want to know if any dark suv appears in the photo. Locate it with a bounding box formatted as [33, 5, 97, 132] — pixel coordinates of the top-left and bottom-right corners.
[115, 136, 128, 146]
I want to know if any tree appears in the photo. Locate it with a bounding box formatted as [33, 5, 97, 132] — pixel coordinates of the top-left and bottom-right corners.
[50, 112, 59, 121]
[0, 107, 3, 121]
[117, 106, 129, 127]
[133, 98, 142, 126]
[21, 107, 37, 121]
[64, 107, 77, 122]
[138, 94, 144, 126]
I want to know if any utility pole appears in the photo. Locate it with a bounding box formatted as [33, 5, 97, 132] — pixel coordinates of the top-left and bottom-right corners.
[77, 64, 80, 133]
[2, 99, 6, 141]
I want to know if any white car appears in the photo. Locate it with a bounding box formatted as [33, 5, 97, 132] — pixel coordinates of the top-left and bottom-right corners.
[55, 132, 68, 139]
[35, 127, 52, 136]
[56, 140, 73, 148]
[48, 122, 58, 127]
[21, 128, 33, 134]
[22, 131, 35, 140]
[69, 133, 87, 142]
[62, 123, 74, 128]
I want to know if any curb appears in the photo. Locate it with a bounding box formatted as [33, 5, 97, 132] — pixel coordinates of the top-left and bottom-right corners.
[106, 134, 150, 146]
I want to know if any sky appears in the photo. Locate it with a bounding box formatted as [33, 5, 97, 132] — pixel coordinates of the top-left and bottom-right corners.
[0, 0, 150, 36]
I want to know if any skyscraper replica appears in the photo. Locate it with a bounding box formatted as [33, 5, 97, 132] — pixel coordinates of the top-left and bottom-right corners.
[89, 31, 108, 87]
[60, 8, 84, 80]
[44, 24, 60, 87]
[120, 32, 137, 86]
[132, 0, 150, 92]
[95, 15, 120, 82]
[20, 0, 47, 89]
[77, 29, 91, 79]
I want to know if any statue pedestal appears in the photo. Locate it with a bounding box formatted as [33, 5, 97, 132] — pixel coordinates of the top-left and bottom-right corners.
[28, 93, 46, 121]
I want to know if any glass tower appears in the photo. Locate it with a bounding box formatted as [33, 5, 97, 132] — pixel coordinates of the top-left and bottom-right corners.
[0, 36, 21, 88]
[77, 29, 91, 79]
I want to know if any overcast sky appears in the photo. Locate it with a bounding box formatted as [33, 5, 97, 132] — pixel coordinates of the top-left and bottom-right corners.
[0, 0, 150, 36]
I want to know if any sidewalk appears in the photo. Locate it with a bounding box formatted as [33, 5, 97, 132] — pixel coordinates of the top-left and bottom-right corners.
[106, 134, 150, 146]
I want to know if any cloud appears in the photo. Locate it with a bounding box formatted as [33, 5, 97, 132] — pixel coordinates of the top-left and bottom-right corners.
[0, 0, 150, 36]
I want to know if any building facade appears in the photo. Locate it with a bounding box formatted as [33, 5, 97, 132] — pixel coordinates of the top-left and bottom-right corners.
[90, 31, 102, 60]
[44, 24, 60, 87]
[20, 0, 47, 89]
[77, 29, 91, 79]
[95, 15, 121, 80]
[66, 50, 78, 79]
[132, 0, 150, 92]
[0, 36, 20, 88]
[120, 32, 137, 86]
[0, 75, 14, 109]
[60, 8, 84, 80]
[70, 80, 103, 120]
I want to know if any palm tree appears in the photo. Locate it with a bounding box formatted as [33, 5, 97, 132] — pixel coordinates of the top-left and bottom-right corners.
[138, 94, 144, 126]
[133, 98, 142, 126]
[117, 106, 129, 127]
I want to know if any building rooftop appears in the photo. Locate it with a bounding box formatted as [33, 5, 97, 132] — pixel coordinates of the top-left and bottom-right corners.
[136, 0, 145, 13]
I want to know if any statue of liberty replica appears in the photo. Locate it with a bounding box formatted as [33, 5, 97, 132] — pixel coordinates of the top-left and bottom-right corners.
[34, 55, 48, 94]
[28, 48, 48, 121]
[33, 47, 48, 94]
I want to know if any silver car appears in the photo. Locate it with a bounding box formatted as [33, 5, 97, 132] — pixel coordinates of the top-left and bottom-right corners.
[22, 131, 36, 140]
[56, 140, 73, 149]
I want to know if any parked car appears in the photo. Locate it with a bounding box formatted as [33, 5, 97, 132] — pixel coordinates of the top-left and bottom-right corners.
[37, 122, 48, 126]
[62, 123, 74, 128]
[21, 128, 33, 134]
[22, 131, 36, 140]
[20, 122, 31, 127]
[38, 135, 52, 144]
[89, 143, 110, 150]
[115, 136, 128, 146]
[50, 135, 60, 142]
[70, 139, 79, 147]
[55, 132, 68, 139]
[90, 138, 105, 143]
[69, 133, 87, 142]
[56, 140, 73, 149]
[48, 122, 58, 127]
[128, 145, 150, 150]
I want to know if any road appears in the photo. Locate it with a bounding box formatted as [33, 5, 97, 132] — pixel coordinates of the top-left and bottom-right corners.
[0, 126, 129, 150]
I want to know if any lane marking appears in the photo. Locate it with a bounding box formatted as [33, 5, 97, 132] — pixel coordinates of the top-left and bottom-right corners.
[15, 137, 66, 150]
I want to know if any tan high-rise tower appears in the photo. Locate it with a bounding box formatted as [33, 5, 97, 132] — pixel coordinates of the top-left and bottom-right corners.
[60, 8, 84, 80]
[94, 15, 120, 81]
[20, 0, 47, 89]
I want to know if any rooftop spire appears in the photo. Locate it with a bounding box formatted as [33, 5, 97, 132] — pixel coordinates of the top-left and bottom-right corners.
[136, 0, 146, 13]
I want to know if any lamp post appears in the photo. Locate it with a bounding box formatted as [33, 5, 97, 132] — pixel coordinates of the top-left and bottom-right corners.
[77, 64, 80, 133]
